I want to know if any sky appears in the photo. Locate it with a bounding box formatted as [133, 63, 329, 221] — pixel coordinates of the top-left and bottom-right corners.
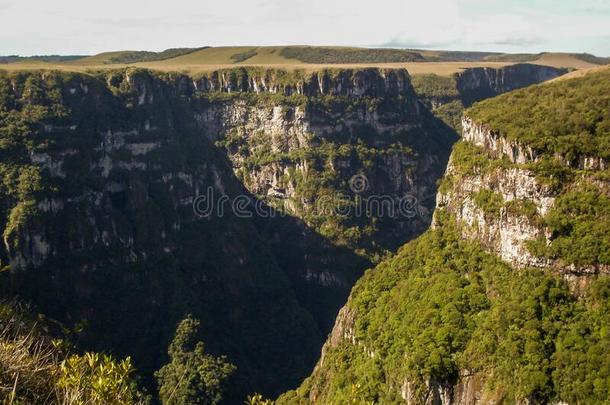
[0, 0, 608, 56]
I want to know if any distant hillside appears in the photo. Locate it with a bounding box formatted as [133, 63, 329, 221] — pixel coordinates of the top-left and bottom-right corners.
[1, 46, 605, 76]
[417, 50, 610, 65]
[105, 47, 208, 63]
[278, 46, 424, 63]
[151, 46, 426, 65]
[574, 53, 610, 65]
[412, 49, 503, 62]
[409, 49, 608, 68]
[3, 47, 608, 68]
[70, 47, 207, 65]
[0, 55, 85, 64]
[131, 47, 608, 69]
[137, 46, 295, 65]
[486, 52, 609, 66]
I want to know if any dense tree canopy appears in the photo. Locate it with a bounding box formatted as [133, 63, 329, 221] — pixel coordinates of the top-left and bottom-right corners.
[468, 69, 610, 162]
[280, 219, 610, 403]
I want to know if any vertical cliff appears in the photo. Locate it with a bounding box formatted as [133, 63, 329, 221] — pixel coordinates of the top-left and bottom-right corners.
[0, 63, 582, 402]
[454, 63, 569, 106]
[194, 68, 455, 262]
[415, 65, 608, 289]
[0, 67, 456, 399]
[412, 63, 568, 132]
[436, 68, 610, 290]
[0, 69, 333, 399]
[281, 68, 610, 404]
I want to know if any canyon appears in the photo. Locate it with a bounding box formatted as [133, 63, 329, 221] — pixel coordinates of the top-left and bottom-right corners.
[0, 63, 573, 402]
[282, 67, 610, 404]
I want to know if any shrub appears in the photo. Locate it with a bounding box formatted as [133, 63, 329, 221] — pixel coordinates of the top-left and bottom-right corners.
[245, 393, 273, 404]
[505, 198, 540, 225]
[58, 353, 146, 405]
[230, 49, 258, 64]
[0, 302, 146, 405]
[473, 189, 504, 217]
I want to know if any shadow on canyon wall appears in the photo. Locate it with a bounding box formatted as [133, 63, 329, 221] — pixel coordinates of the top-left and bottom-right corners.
[2, 63, 567, 401]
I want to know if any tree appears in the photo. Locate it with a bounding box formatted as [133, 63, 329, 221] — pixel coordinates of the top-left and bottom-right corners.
[155, 316, 236, 405]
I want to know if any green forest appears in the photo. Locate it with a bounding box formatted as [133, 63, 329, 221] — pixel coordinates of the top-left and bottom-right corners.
[468, 69, 610, 162]
[281, 218, 610, 404]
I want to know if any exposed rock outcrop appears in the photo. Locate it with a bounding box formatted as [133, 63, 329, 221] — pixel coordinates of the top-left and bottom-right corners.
[0, 64, 573, 402]
[192, 68, 414, 97]
[436, 116, 610, 282]
[194, 77, 450, 260]
[456, 63, 568, 106]
[291, 66, 603, 403]
[462, 116, 608, 170]
[0, 67, 452, 399]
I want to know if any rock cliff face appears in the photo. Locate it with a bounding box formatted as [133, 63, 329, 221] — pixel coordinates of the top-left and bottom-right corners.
[190, 68, 456, 333]
[279, 69, 610, 404]
[455, 63, 568, 106]
[413, 63, 567, 111]
[411, 63, 568, 133]
[461, 116, 608, 170]
[0, 67, 453, 399]
[0, 64, 572, 402]
[2, 68, 440, 290]
[0, 69, 336, 399]
[192, 68, 414, 97]
[195, 69, 454, 261]
[436, 116, 610, 284]
[435, 117, 554, 269]
[460, 116, 538, 163]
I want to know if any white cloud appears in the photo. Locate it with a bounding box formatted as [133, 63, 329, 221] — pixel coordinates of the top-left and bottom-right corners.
[0, 0, 607, 55]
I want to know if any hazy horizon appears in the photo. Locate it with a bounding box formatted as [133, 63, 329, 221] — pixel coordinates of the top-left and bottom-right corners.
[1, 45, 609, 59]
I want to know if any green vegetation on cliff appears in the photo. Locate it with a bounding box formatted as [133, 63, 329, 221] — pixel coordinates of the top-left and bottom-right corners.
[0, 72, 69, 255]
[458, 68, 610, 267]
[0, 69, 329, 402]
[445, 139, 610, 267]
[281, 218, 610, 404]
[468, 68, 610, 162]
[437, 140, 511, 196]
[472, 189, 504, 217]
[410, 74, 463, 131]
[542, 184, 610, 266]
